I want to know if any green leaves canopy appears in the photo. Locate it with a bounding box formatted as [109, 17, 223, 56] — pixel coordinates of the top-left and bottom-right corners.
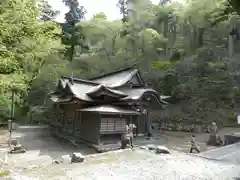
[0, 0, 61, 119]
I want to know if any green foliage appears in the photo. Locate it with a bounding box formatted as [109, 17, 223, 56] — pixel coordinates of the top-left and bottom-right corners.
[93, 12, 107, 19]
[1, 0, 239, 126]
[152, 60, 172, 70]
[172, 83, 192, 100]
[0, 0, 61, 120]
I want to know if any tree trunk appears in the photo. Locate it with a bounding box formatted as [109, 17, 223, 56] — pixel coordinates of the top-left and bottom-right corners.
[228, 22, 234, 57]
[228, 35, 234, 57]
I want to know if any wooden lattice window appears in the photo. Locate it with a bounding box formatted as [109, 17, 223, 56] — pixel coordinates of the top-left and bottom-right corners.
[100, 118, 126, 134]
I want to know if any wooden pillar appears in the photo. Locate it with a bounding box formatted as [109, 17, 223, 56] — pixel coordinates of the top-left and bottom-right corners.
[142, 106, 149, 136]
[79, 111, 82, 138]
[62, 108, 66, 131]
[73, 110, 76, 135]
[145, 114, 148, 135]
[136, 115, 139, 136]
[146, 107, 150, 136]
[97, 113, 102, 145]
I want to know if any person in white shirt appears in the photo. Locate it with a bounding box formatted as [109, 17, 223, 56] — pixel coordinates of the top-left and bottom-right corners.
[126, 122, 136, 148]
[212, 122, 218, 134]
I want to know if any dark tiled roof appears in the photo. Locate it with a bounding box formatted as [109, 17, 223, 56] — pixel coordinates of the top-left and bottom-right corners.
[90, 69, 139, 88]
[60, 66, 138, 88]
[50, 68, 167, 107]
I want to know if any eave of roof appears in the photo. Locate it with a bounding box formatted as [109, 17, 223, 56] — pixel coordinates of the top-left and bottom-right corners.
[50, 94, 72, 103]
[77, 105, 141, 115]
[118, 88, 168, 107]
[51, 82, 167, 107]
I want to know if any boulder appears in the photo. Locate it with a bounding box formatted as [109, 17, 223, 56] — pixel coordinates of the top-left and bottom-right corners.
[71, 152, 84, 163]
[60, 154, 72, 164]
[146, 144, 156, 151]
[155, 146, 170, 154]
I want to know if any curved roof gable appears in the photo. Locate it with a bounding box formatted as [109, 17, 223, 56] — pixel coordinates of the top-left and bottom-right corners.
[87, 85, 128, 99]
[89, 66, 145, 88]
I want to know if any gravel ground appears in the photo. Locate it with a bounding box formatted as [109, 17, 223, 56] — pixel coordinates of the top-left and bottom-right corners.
[10, 149, 240, 180]
[1, 126, 240, 179]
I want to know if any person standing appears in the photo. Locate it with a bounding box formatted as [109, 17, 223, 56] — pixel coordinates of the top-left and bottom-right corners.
[212, 122, 218, 134]
[127, 122, 136, 148]
[190, 135, 200, 153]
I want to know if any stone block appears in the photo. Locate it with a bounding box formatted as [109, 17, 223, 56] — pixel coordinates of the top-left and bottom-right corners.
[155, 146, 170, 154]
[9, 148, 26, 154]
[61, 154, 72, 164]
[12, 123, 18, 130]
[71, 152, 84, 163]
[146, 144, 156, 151]
[13, 144, 23, 151]
[9, 139, 18, 146]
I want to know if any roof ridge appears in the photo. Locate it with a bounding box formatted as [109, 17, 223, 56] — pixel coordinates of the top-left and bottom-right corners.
[88, 64, 136, 80]
[108, 69, 138, 88]
[61, 76, 99, 85]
